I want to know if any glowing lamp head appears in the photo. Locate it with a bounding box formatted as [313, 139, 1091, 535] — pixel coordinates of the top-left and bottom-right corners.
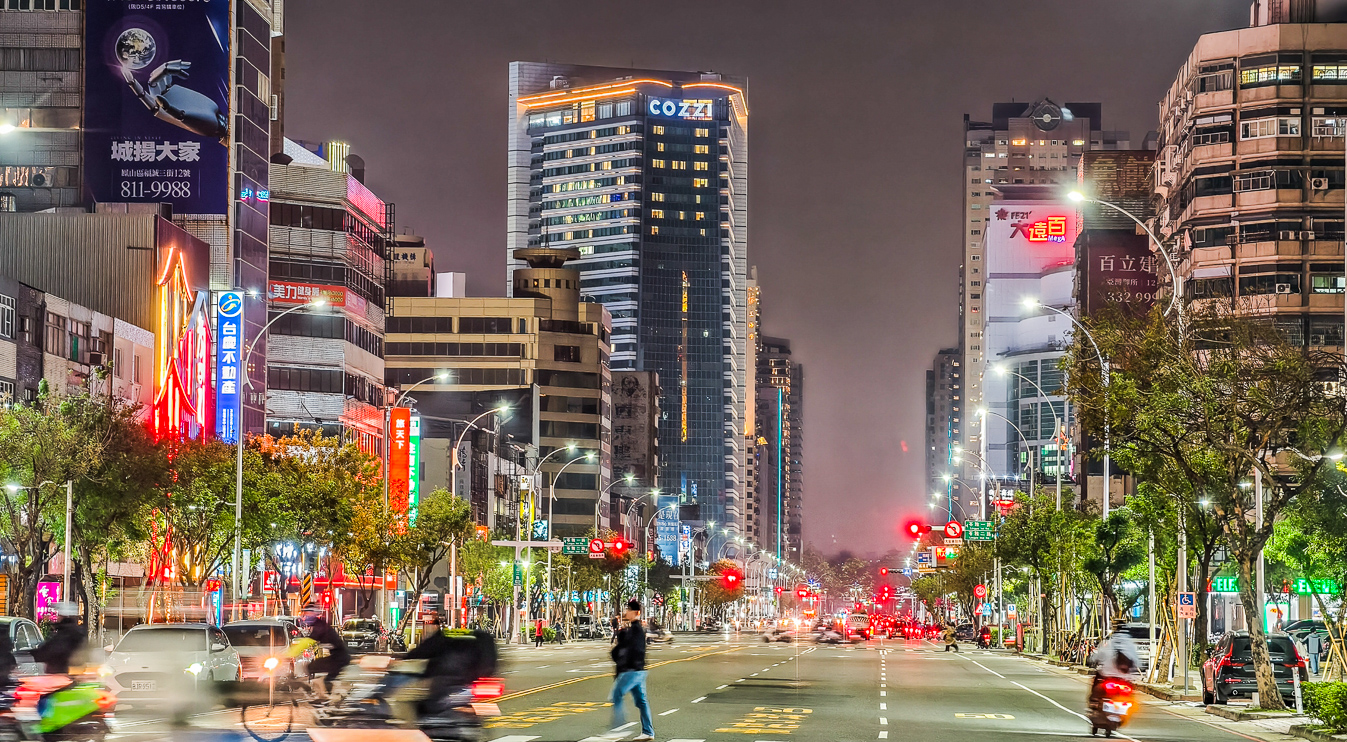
[1067, 191, 1086, 203]
[1329, 451, 1345, 461]
[435, 372, 450, 382]
[1022, 297, 1040, 310]
[0, 123, 14, 135]
[263, 657, 280, 671]
[311, 298, 326, 308]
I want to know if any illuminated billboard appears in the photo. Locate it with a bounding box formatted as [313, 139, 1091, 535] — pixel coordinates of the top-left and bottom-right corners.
[647, 97, 715, 121]
[83, 0, 230, 214]
[214, 291, 242, 444]
[984, 202, 1078, 275]
[389, 407, 412, 513]
[408, 415, 421, 523]
[153, 246, 212, 441]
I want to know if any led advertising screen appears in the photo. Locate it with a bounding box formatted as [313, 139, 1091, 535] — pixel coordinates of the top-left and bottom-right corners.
[214, 290, 243, 444]
[84, 0, 230, 214]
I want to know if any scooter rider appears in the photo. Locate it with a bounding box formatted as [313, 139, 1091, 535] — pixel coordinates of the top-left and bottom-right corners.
[1088, 619, 1140, 708]
[32, 604, 86, 676]
[299, 603, 350, 701]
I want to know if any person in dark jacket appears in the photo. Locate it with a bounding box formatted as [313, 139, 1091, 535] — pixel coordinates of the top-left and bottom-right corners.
[32, 613, 84, 675]
[601, 600, 652, 741]
[299, 603, 350, 700]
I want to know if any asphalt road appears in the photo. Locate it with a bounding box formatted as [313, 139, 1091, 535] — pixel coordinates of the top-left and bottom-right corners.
[107, 633, 1292, 742]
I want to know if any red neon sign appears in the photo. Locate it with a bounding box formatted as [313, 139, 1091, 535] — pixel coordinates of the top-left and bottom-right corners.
[389, 407, 412, 512]
[1015, 216, 1069, 243]
[152, 246, 212, 441]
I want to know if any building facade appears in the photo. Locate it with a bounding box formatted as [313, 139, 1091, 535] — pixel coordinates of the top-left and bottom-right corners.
[925, 347, 960, 507]
[507, 62, 749, 553]
[1153, 19, 1347, 353]
[754, 336, 803, 562]
[385, 248, 613, 537]
[264, 138, 390, 451]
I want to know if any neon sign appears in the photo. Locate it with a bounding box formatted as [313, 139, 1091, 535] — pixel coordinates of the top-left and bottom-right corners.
[647, 97, 715, 120]
[389, 407, 411, 513]
[408, 414, 421, 523]
[214, 291, 243, 444]
[1012, 216, 1069, 243]
[152, 247, 212, 441]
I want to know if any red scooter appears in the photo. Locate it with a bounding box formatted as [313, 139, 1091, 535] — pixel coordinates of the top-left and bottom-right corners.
[1089, 677, 1135, 737]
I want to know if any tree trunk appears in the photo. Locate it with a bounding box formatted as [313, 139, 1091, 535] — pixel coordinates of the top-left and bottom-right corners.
[1193, 545, 1216, 657]
[1315, 591, 1346, 682]
[1236, 556, 1285, 709]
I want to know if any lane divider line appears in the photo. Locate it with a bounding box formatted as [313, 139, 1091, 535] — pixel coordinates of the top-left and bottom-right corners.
[494, 645, 747, 702]
[691, 696, 706, 704]
[1010, 681, 1141, 742]
[659, 708, 679, 716]
[717, 684, 729, 689]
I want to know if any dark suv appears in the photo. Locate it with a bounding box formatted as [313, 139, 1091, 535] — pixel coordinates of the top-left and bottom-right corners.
[1201, 631, 1308, 705]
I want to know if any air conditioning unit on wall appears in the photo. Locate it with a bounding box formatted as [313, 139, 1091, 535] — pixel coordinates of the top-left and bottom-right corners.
[1312, 177, 1330, 190]
[1275, 283, 1294, 294]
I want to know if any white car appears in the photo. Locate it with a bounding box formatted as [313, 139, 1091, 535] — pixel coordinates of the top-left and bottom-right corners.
[103, 623, 241, 703]
[223, 619, 310, 681]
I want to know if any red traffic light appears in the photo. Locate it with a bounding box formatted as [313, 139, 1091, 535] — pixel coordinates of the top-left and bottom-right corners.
[797, 587, 808, 598]
[880, 567, 888, 576]
[611, 539, 628, 553]
[774, 586, 783, 594]
[906, 521, 932, 539]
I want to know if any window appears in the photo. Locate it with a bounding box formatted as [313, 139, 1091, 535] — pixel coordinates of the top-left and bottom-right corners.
[656, 142, 665, 152]
[133, 353, 142, 384]
[695, 128, 709, 137]
[0, 294, 12, 339]
[1312, 117, 1345, 137]
[650, 192, 665, 202]
[671, 161, 687, 170]
[694, 145, 709, 154]
[43, 311, 65, 357]
[651, 159, 665, 168]
[1240, 63, 1301, 88]
[267, 366, 345, 394]
[695, 212, 705, 220]
[692, 178, 709, 188]
[113, 348, 123, 379]
[1313, 274, 1345, 293]
[652, 125, 664, 135]
[650, 225, 659, 235]
[693, 161, 709, 170]
[457, 317, 515, 334]
[553, 345, 581, 362]
[650, 209, 664, 219]
[1313, 63, 1347, 82]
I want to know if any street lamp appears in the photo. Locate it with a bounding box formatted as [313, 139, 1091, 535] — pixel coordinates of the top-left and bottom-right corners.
[6, 481, 70, 603]
[976, 407, 1036, 504]
[1067, 190, 1183, 324]
[1022, 298, 1113, 517]
[595, 474, 636, 534]
[544, 451, 595, 621]
[448, 403, 511, 491]
[232, 295, 325, 619]
[950, 446, 997, 519]
[992, 364, 1064, 509]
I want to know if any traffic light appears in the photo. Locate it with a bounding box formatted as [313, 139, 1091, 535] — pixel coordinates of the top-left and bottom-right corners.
[797, 587, 808, 599]
[774, 586, 783, 594]
[611, 538, 628, 555]
[905, 521, 931, 539]
[880, 567, 888, 576]
[722, 570, 741, 589]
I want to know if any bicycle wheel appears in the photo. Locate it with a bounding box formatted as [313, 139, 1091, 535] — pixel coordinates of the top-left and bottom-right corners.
[240, 699, 298, 742]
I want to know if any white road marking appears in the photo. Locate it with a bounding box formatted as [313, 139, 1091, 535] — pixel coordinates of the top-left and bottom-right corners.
[751, 672, 759, 676]
[880, 690, 886, 696]
[879, 717, 888, 725]
[717, 684, 729, 689]
[489, 736, 540, 742]
[1010, 681, 1141, 742]
[659, 708, 679, 716]
[735, 678, 745, 682]
[618, 722, 638, 730]
[664, 739, 704, 742]
[691, 696, 706, 703]
[880, 703, 887, 710]
[881, 683, 886, 688]
[878, 733, 888, 739]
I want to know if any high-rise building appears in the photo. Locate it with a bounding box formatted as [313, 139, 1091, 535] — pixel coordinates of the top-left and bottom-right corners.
[754, 336, 803, 562]
[961, 101, 1129, 506]
[925, 347, 960, 507]
[507, 63, 749, 552]
[1153, 13, 1347, 354]
[264, 138, 391, 452]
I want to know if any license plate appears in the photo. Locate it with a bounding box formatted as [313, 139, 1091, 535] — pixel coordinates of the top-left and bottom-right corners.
[471, 703, 501, 716]
[131, 680, 156, 692]
[1102, 700, 1132, 715]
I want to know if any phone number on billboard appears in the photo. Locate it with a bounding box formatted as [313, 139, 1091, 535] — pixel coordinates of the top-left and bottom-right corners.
[120, 180, 192, 198]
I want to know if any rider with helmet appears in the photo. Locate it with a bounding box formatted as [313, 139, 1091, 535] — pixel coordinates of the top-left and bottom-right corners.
[299, 603, 350, 700]
[1088, 619, 1141, 708]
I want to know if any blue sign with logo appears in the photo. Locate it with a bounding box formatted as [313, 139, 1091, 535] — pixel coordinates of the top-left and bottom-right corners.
[656, 518, 680, 566]
[214, 291, 243, 443]
[83, 0, 232, 215]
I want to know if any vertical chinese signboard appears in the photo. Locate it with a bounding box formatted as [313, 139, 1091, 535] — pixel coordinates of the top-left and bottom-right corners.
[408, 415, 422, 523]
[389, 407, 411, 513]
[214, 291, 243, 443]
[83, 0, 231, 214]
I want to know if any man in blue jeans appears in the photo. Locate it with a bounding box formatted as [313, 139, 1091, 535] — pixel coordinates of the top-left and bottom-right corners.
[602, 599, 653, 741]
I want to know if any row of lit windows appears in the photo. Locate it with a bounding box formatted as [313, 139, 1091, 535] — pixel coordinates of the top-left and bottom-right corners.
[654, 142, 712, 154]
[527, 100, 635, 129]
[545, 176, 627, 194]
[649, 191, 712, 204]
[541, 125, 636, 145]
[649, 209, 709, 221]
[540, 208, 636, 226]
[540, 192, 633, 210]
[651, 125, 711, 138]
[542, 141, 641, 162]
[541, 158, 641, 178]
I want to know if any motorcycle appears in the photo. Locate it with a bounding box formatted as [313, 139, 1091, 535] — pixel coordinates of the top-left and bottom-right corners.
[1088, 676, 1135, 738]
[4, 675, 116, 742]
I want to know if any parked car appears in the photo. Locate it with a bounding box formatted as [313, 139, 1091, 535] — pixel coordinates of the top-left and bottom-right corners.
[574, 614, 609, 640]
[102, 623, 241, 704]
[762, 626, 795, 643]
[340, 617, 391, 653]
[223, 619, 311, 681]
[1118, 623, 1156, 671]
[0, 616, 46, 676]
[1201, 630, 1307, 705]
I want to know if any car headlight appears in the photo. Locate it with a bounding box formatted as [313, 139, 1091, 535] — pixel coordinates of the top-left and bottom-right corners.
[263, 657, 279, 671]
[186, 663, 203, 676]
[97, 664, 114, 679]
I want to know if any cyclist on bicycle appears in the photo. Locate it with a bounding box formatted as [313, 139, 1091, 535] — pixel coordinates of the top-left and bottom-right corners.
[298, 603, 350, 701]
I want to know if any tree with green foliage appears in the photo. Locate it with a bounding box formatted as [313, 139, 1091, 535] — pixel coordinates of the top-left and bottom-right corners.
[1081, 509, 1145, 623]
[1068, 307, 1347, 709]
[392, 488, 474, 634]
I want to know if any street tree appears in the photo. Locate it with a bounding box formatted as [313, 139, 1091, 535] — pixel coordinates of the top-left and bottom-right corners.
[392, 488, 473, 634]
[1068, 308, 1347, 709]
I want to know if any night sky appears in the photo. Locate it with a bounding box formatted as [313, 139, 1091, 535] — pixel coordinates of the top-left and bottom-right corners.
[285, 0, 1250, 555]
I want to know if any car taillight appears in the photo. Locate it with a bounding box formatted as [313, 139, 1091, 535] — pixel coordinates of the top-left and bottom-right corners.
[472, 678, 504, 700]
[94, 690, 117, 713]
[1102, 680, 1133, 695]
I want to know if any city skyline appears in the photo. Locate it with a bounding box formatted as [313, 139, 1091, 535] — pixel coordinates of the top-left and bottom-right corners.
[282, 0, 1250, 554]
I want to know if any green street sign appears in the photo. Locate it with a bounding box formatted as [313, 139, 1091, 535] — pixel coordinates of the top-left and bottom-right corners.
[965, 520, 996, 541]
[562, 537, 589, 555]
[512, 563, 522, 587]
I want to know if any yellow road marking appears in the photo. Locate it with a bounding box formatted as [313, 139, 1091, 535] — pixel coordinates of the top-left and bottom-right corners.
[713, 706, 813, 734]
[495, 645, 748, 703]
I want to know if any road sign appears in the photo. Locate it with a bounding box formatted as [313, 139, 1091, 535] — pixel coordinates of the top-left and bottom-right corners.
[589, 538, 604, 554]
[1006, 603, 1017, 619]
[965, 520, 995, 541]
[944, 537, 964, 546]
[916, 551, 933, 566]
[562, 537, 589, 555]
[974, 584, 987, 599]
[944, 521, 964, 539]
[1177, 592, 1197, 619]
[980, 603, 992, 616]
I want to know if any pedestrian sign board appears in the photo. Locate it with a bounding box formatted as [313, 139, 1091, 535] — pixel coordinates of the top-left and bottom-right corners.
[965, 520, 996, 541]
[980, 603, 992, 616]
[900, 568, 913, 577]
[1006, 603, 1017, 618]
[1177, 592, 1197, 619]
[561, 537, 589, 555]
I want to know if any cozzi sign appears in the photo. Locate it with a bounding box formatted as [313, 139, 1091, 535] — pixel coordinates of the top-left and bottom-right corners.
[647, 97, 715, 120]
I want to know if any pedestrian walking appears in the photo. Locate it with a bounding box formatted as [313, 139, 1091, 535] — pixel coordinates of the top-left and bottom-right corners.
[943, 622, 959, 653]
[601, 599, 653, 741]
[1307, 631, 1324, 676]
[534, 618, 546, 648]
